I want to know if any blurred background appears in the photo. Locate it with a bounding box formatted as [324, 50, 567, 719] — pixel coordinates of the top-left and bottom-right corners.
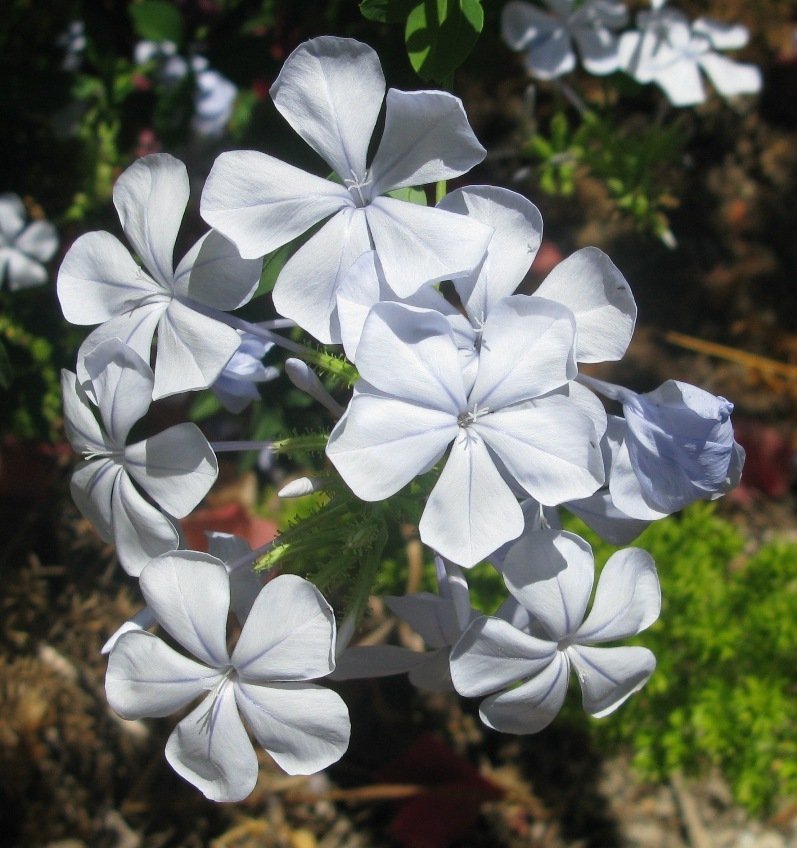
[1, 1, 796, 846]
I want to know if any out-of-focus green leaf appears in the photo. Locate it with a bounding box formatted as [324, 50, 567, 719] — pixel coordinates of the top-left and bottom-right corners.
[0, 340, 12, 390]
[405, 0, 484, 84]
[386, 186, 428, 205]
[129, 1, 184, 45]
[359, 0, 417, 23]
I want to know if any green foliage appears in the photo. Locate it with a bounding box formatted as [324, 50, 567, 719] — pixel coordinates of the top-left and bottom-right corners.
[405, 0, 484, 85]
[527, 110, 686, 243]
[360, 0, 418, 23]
[129, 0, 185, 46]
[577, 505, 797, 813]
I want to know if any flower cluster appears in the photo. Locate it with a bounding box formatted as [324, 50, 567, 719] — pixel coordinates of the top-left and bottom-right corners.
[58, 36, 744, 801]
[501, 0, 761, 106]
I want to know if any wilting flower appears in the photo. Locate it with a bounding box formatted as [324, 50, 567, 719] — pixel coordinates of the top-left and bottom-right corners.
[326, 299, 604, 566]
[58, 153, 262, 399]
[62, 339, 218, 574]
[332, 556, 478, 691]
[619, 3, 761, 106]
[201, 36, 491, 343]
[501, 0, 628, 79]
[0, 193, 58, 290]
[581, 376, 745, 517]
[451, 529, 660, 733]
[106, 554, 350, 800]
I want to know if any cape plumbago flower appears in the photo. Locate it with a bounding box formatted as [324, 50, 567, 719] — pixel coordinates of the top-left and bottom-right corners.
[212, 332, 278, 413]
[0, 193, 58, 290]
[62, 339, 218, 575]
[106, 554, 350, 801]
[450, 529, 660, 733]
[201, 36, 492, 343]
[100, 532, 263, 655]
[337, 184, 635, 392]
[57, 153, 262, 399]
[326, 299, 604, 567]
[501, 0, 629, 80]
[581, 376, 745, 518]
[618, 2, 761, 106]
[332, 556, 478, 691]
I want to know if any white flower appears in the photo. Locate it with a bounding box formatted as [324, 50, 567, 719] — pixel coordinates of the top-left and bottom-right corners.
[337, 185, 635, 380]
[0, 193, 58, 290]
[62, 339, 218, 575]
[57, 153, 262, 399]
[191, 56, 238, 138]
[326, 299, 604, 567]
[212, 332, 278, 413]
[106, 555, 350, 801]
[450, 529, 660, 733]
[501, 0, 628, 80]
[201, 36, 492, 343]
[618, 5, 761, 106]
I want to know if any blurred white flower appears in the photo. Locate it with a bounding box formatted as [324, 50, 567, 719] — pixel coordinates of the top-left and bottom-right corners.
[0, 193, 58, 290]
[619, 3, 762, 105]
[502, 0, 628, 79]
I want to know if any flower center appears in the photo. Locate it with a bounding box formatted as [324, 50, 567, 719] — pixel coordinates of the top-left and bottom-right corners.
[457, 403, 491, 428]
[343, 170, 372, 208]
[198, 667, 236, 733]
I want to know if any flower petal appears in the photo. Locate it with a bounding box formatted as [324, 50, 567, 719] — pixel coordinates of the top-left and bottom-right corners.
[125, 423, 217, 518]
[699, 53, 762, 98]
[654, 55, 706, 107]
[111, 474, 181, 576]
[438, 186, 543, 322]
[201, 150, 351, 259]
[419, 431, 525, 568]
[450, 615, 556, 697]
[478, 651, 569, 734]
[235, 680, 350, 774]
[501, 529, 595, 640]
[385, 594, 461, 649]
[692, 17, 749, 50]
[57, 231, 161, 325]
[16, 220, 59, 262]
[576, 548, 660, 643]
[70, 458, 120, 543]
[408, 648, 455, 692]
[272, 207, 370, 344]
[501, 0, 561, 50]
[470, 296, 577, 409]
[326, 392, 457, 500]
[369, 89, 485, 195]
[140, 552, 231, 667]
[533, 247, 636, 363]
[106, 631, 220, 719]
[355, 302, 467, 412]
[568, 644, 656, 717]
[330, 645, 428, 680]
[61, 369, 106, 455]
[365, 197, 493, 298]
[232, 575, 336, 681]
[477, 396, 604, 505]
[173, 230, 261, 309]
[112, 153, 188, 287]
[3, 249, 48, 289]
[74, 305, 164, 390]
[270, 36, 385, 182]
[0, 193, 25, 237]
[82, 338, 154, 446]
[152, 299, 242, 398]
[166, 685, 258, 801]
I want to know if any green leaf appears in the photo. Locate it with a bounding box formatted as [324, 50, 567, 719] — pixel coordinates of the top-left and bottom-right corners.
[189, 391, 222, 421]
[0, 340, 11, 390]
[129, 1, 184, 45]
[359, 0, 417, 23]
[405, 0, 484, 84]
[386, 185, 428, 205]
